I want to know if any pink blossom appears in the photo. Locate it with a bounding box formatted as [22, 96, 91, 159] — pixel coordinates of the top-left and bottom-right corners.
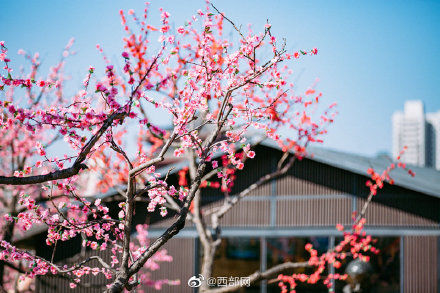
[160, 207, 167, 217]
[177, 26, 185, 34]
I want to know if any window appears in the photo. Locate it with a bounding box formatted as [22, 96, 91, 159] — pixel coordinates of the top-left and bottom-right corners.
[206, 236, 400, 293]
[211, 238, 261, 292]
[266, 237, 329, 292]
[334, 237, 400, 293]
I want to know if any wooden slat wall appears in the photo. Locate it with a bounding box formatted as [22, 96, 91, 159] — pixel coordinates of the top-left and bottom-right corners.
[277, 197, 352, 226]
[36, 239, 195, 293]
[36, 249, 112, 293]
[147, 238, 195, 293]
[151, 200, 271, 228]
[404, 236, 438, 293]
[358, 198, 439, 227]
[276, 174, 343, 196]
[217, 200, 271, 226]
[202, 145, 274, 198]
[200, 200, 271, 227]
[246, 181, 272, 196]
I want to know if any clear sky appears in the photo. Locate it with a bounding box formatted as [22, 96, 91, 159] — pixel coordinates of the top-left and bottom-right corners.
[1, 0, 440, 156]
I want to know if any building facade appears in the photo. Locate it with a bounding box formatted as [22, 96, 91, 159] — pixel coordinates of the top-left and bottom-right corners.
[147, 144, 440, 293]
[23, 143, 440, 293]
[427, 111, 440, 170]
[393, 100, 440, 169]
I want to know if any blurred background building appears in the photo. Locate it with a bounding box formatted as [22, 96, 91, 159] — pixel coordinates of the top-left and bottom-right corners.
[16, 142, 440, 293]
[392, 100, 440, 169]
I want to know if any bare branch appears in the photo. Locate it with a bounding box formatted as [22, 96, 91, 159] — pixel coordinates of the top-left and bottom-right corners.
[128, 131, 178, 178]
[211, 4, 246, 42]
[205, 261, 309, 293]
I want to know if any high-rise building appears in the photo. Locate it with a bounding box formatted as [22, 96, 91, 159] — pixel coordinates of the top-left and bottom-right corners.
[426, 111, 440, 169]
[392, 100, 439, 169]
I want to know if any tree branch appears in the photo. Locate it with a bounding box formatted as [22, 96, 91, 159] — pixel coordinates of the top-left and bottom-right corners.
[0, 111, 126, 185]
[205, 261, 309, 293]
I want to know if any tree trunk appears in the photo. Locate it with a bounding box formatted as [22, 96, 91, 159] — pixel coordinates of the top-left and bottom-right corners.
[0, 193, 18, 287]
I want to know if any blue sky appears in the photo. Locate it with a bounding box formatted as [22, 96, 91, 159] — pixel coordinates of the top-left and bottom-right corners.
[1, 0, 440, 156]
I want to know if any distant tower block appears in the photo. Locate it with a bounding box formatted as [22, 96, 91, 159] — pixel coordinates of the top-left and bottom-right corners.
[392, 100, 438, 169]
[426, 111, 440, 169]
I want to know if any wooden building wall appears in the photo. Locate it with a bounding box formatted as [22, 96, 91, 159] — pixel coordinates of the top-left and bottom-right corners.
[36, 248, 112, 293]
[404, 236, 438, 293]
[147, 238, 195, 293]
[36, 145, 440, 292]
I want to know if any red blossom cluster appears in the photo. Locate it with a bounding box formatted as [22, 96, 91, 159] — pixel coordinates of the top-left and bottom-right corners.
[366, 146, 414, 195]
[277, 217, 378, 292]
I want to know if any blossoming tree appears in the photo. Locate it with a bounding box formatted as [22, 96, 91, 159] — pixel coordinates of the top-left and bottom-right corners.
[0, 2, 413, 292]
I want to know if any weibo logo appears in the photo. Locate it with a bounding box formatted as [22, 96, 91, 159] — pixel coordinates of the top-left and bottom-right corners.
[187, 274, 204, 287]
